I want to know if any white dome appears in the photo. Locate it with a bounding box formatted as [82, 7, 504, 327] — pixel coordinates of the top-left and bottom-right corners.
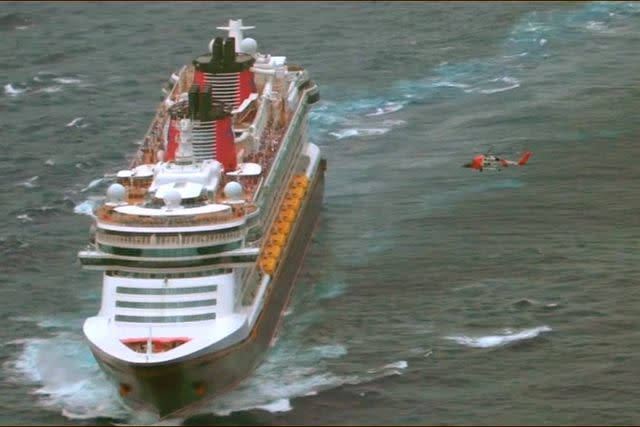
[224, 181, 243, 200]
[106, 183, 126, 204]
[156, 149, 165, 163]
[240, 37, 258, 55]
[163, 188, 182, 209]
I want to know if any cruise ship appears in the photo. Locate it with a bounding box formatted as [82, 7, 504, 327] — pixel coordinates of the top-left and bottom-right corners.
[77, 19, 325, 418]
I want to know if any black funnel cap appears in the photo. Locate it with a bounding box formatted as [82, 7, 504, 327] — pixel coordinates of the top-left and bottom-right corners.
[211, 37, 224, 65]
[223, 37, 236, 66]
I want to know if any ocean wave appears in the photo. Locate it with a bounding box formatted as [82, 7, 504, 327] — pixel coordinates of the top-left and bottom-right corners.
[73, 200, 97, 217]
[53, 77, 83, 85]
[312, 344, 348, 359]
[329, 127, 391, 139]
[445, 326, 552, 348]
[209, 357, 407, 417]
[4, 334, 129, 421]
[254, 398, 292, 413]
[4, 83, 27, 96]
[314, 280, 348, 300]
[0, 12, 33, 32]
[66, 117, 86, 128]
[365, 101, 404, 116]
[430, 80, 471, 89]
[464, 76, 521, 95]
[80, 178, 104, 192]
[38, 85, 63, 94]
[15, 176, 39, 188]
[16, 214, 33, 223]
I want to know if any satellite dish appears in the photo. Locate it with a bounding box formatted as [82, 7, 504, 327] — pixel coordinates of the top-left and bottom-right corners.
[163, 188, 182, 209]
[224, 181, 243, 200]
[240, 37, 257, 55]
[106, 183, 126, 204]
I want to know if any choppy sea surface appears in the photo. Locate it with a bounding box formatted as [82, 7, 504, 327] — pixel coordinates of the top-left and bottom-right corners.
[1, 1, 640, 425]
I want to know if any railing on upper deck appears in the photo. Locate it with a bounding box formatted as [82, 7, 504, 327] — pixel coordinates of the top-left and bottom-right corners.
[96, 204, 257, 228]
[95, 228, 245, 248]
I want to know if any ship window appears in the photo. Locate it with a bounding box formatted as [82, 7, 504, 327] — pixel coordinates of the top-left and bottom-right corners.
[116, 285, 217, 295]
[115, 313, 216, 323]
[98, 241, 242, 257]
[116, 299, 216, 309]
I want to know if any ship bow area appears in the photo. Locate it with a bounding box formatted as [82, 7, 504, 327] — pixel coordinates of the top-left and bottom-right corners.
[83, 270, 250, 416]
[82, 148, 325, 418]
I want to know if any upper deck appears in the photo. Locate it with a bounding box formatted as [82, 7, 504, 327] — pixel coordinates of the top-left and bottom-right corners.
[91, 20, 320, 233]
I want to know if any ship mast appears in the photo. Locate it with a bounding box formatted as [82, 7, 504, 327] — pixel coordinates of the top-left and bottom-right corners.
[174, 118, 195, 165]
[217, 19, 255, 51]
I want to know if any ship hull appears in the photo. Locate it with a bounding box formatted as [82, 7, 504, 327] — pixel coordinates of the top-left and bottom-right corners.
[87, 159, 326, 419]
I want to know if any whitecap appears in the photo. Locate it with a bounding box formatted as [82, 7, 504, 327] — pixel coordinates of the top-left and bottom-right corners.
[44, 158, 55, 166]
[365, 102, 404, 116]
[39, 85, 63, 93]
[80, 178, 103, 192]
[53, 77, 82, 85]
[255, 398, 292, 413]
[539, 38, 547, 46]
[445, 325, 552, 348]
[329, 128, 390, 139]
[66, 117, 85, 127]
[4, 83, 26, 96]
[585, 20, 608, 32]
[17, 214, 33, 223]
[312, 344, 347, 359]
[16, 176, 39, 188]
[369, 360, 408, 373]
[502, 52, 529, 59]
[329, 129, 359, 139]
[381, 119, 407, 127]
[476, 77, 521, 94]
[431, 80, 471, 89]
[73, 200, 96, 217]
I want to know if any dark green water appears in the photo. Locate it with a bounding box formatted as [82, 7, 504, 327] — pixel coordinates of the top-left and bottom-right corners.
[1, 1, 640, 425]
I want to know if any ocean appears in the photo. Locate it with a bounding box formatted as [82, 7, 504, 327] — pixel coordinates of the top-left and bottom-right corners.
[1, 1, 640, 425]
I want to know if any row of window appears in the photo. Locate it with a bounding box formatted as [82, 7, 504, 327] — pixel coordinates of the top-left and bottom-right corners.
[97, 228, 243, 247]
[115, 299, 216, 309]
[115, 313, 216, 323]
[106, 269, 232, 279]
[116, 285, 217, 295]
[98, 241, 242, 258]
[84, 254, 255, 269]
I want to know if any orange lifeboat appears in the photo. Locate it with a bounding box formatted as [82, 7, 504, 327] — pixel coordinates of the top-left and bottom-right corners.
[269, 232, 286, 246]
[275, 219, 292, 236]
[260, 257, 277, 275]
[279, 209, 296, 222]
[283, 197, 301, 212]
[288, 186, 305, 199]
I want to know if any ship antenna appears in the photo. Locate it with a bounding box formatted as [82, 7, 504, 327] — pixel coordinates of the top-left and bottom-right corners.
[217, 19, 255, 52]
[175, 118, 195, 165]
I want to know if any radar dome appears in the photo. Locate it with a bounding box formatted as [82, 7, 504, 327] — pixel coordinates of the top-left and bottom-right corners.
[224, 181, 243, 200]
[163, 188, 182, 209]
[240, 37, 258, 55]
[106, 183, 126, 204]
